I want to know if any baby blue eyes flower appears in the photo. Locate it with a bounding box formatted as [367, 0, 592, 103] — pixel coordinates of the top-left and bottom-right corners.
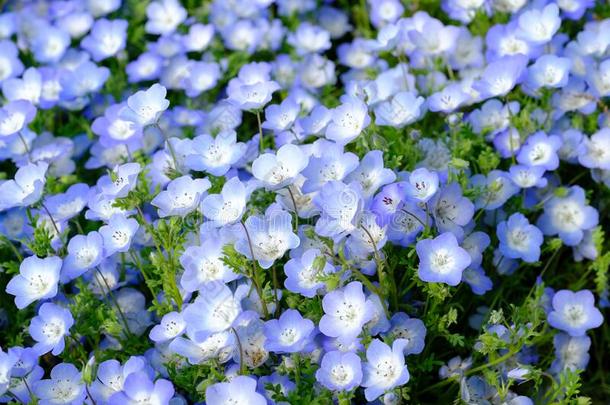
[526, 55, 571, 89]
[149, 311, 186, 343]
[145, 0, 187, 35]
[29, 303, 74, 356]
[427, 83, 470, 113]
[109, 371, 175, 405]
[287, 22, 332, 55]
[319, 281, 376, 343]
[577, 128, 610, 170]
[508, 164, 548, 189]
[201, 177, 247, 227]
[315, 350, 363, 392]
[0, 100, 36, 137]
[262, 97, 300, 132]
[98, 213, 139, 255]
[182, 284, 242, 341]
[405, 168, 439, 203]
[537, 185, 598, 246]
[264, 309, 315, 354]
[473, 54, 528, 99]
[183, 61, 221, 98]
[185, 130, 246, 176]
[151, 175, 211, 218]
[517, 3, 561, 45]
[206, 376, 266, 405]
[325, 95, 371, 145]
[345, 150, 396, 198]
[550, 333, 591, 374]
[33, 363, 86, 405]
[0, 40, 23, 84]
[227, 62, 281, 111]
[547, 289, 603, 336]
[374, 91, 426, 128]
[98, 162, 141, 198]
[362, 338, 410, 401]
[81, 19, 128, 62]
[62, 231, 105, 282]
[0, 161, 48, 210]
[470, 170, 519, 210]
[385, 313, 427, 355]
[462, 266, 493, 296]
[313, 181, 363, 239]
[252, 143, 309, 190]
[284, 248, 335, 298]
[6, 256, 61, 309]
[497, 213, 544, 263]
[301, 142, 359, 192]
[430, 182, 474, 238]
[235, 207, 300, 269]
[2, 67, 42, 105]
[516, 131, 562, 171]
[416, 232, 472, 286]
[179, 238, 238, 292]
[120, 83, 170, 127]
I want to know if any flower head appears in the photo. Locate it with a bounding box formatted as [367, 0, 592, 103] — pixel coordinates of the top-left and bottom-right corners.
[547, 290, 603, 336]
[416, 232, 471, 286]
[6, 256, 61, 309]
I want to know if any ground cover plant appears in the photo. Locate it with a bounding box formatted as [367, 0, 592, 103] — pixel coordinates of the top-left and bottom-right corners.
[0, 0, 609, 403]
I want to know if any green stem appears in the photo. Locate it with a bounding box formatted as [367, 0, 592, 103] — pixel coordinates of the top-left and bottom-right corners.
[256, 110, 264, 152]
[240, 220, 270, 318]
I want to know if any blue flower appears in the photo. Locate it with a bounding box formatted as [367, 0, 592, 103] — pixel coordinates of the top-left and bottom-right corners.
[362, 338, 410, 401]
[384, 312, 427, 355]
[547, 289, 603, 336]
[416, 232, 471, 286]
[313, 181, 363, 240]
[516, 131, 562, 171]
[145, 0, 187, 35]
[109, 371, 175, 404]
[29, 303, 74, 356]
[550, 333, 591, 374]
[179, 237, 239, 292]
[120, 83, 170, 127]
[264, 309, 315, 354]
[0, 161, 47, 210]
[81, 19, 128, 62]
[462, 267, 493, 295]
[227, 62, 280, 110]
[206, 376, 266, 405]
[302, 141, 359, 192]
[182, 283, 242, 341]
[6, 256, 61, 309]
[497, 213, 544, 263]
[235, 206, 300, 269]
[99, 213, 139, 255]
[149, 311, 186, 343]
[62, 231, 105, 282]
[252, 143, 309, 190]
[326, 95, 371, 145]
[33, 363, 86, 405]
[516, 3, 561, 45]
[315, 350, 363, 391]
[470, 170, 519, 210]
[201, 177, 248, 227]
[430, 182, 474, 238]
[151, 175, 211, 218]
[537, 186, 598, 246]
[284, 248, 335, 298]
[319, 281, 376, 343]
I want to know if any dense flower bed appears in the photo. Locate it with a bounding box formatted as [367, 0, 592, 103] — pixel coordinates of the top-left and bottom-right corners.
[0, 0, 609, 403]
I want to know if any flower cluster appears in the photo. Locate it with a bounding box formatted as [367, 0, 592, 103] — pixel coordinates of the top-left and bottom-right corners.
[0, 0, 609, 404]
